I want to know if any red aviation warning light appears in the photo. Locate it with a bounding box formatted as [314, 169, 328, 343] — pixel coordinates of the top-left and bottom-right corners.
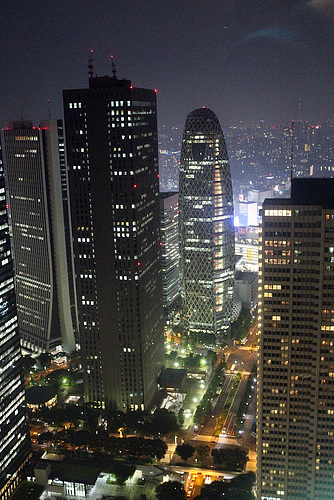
[111, 55, 117, 78]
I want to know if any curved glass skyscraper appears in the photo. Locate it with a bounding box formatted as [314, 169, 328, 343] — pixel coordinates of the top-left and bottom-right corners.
[179, 108, 237, 338]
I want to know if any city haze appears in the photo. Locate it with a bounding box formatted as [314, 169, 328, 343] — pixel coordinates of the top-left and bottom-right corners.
[2, 0, 334, 129]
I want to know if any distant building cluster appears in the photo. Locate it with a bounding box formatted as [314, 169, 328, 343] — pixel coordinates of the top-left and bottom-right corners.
[2, 64, 334, 500]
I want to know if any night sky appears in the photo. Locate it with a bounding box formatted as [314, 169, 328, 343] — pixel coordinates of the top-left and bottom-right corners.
[2, 0, 334, 129]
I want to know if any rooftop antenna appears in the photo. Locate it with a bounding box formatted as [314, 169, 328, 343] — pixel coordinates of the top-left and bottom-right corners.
[298, 98, 303, 122]
[20, 101, 24, 121]
[88, 49, 94, 78]
[290, 120, 294, 188]
[110, 55, 117, 79]
[47, 99, 51, 120]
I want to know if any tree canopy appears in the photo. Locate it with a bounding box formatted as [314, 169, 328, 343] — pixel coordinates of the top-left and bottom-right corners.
[156, 480, 186, 500]
[211, 447, 248, 471]
[176, 443, 195, 463]
[145, 408, 179, 436]
[198, 472, 255, 500]
[37, 430, 167, 460]
[196, 444, 210, 465]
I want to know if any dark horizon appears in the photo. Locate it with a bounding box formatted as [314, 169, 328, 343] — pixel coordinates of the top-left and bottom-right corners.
[2, 1, 334, 130]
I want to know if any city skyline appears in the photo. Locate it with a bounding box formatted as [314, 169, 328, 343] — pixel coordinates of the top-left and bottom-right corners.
[2, 1, 334, 130]
[2, 3, 334, 498]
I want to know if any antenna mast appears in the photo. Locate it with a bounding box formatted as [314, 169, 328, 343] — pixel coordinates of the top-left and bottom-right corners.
[20, 101, 24, 121]
[88, 49, 94, 78]
[47, 99, 51, 120]
[290, 120, 294, 188]
[110, 55, 117, 79]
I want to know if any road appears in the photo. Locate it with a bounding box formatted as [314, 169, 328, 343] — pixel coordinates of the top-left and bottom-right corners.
[194, 319, 257, 442]
[226, 347, 256, 375]
[197, 373, 235, 438]
[223, 374, 249, 436]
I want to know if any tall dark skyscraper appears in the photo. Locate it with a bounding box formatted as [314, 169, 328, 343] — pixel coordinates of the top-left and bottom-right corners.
[258, 178, 334, 500]
[63, 73, 165, 410]
[3, 120, 76, 354]
[179, 108, 238, 339]
[0, 142, 30, 499]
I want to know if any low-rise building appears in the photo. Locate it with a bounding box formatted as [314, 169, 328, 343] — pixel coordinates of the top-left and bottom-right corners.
[25, 386, 57, 412]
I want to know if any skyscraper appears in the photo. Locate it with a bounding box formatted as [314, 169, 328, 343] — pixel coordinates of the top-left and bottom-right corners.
[63, 73, 165, 410]
[179, 108, 238, 338]
[257, 178, 334, 500]
[0, 142, 30, 499]
[3, 120, 76, 354]
[160, 192, 180, 313]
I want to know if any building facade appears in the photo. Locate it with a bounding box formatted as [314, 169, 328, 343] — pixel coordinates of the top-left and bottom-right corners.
[179, 108, 238, 338]
[160, 192, 180, 313]
[3, 120, 76, 353]
[257, 178, 334, 500]
[63, 74, 165, 411]
[235, 271, 258, 311]
[0, 142, 30, 499]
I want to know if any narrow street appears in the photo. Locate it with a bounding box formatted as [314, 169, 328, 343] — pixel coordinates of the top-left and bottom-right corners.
[197, 373, 235, 438]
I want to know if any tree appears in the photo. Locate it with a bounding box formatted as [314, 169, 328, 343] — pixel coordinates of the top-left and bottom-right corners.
[146, 408, 179, 436]
[198, 473, 255, 500]
[111, 461, 136, 485]
[124, 409, 147, 433]
[198, 480, 230, 499]
[37, 431, 55, 444]
[178, 408, 184, 426]
[22, 355, 36, 374]
[176, 443, 195, 463]
[45, 369, 71, 388]
[207, 349, 217, 366]
[156, 481, 186, 500]
[228, 471, 256, 499]
[211, 447, 248, 471]
[196, 444, 210, 465]
[37, 352, 53, 370]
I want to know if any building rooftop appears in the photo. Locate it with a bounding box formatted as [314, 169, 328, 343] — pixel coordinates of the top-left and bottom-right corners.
[235, 271, 258, 283]
[10, 482, 44, 500]
[160, 191, 179, 199]
[25, 385, 57, 405]
[263, 178, 334, 208]
[35, 461, 50, 470]
[159, 368, 187, 390]
[88, 75, 132, 89]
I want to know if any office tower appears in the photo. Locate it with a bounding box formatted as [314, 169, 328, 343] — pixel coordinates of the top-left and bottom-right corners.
[179, 108, 238, 338]
[257, 178, 334, 500]
[0, 142, 30, 499]
[63, 73, 165, 410]
[160, 192, 180, 313]
[3, 120, 76, 353]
